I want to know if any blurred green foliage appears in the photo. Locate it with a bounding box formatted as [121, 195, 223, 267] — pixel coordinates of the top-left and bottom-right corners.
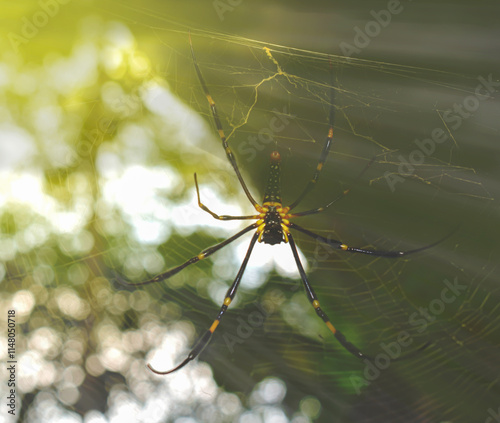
[0, 1, 499, 423]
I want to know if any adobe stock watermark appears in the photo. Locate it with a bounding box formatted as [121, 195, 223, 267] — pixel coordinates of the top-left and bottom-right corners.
[339, 0, 407, 58]
[236, 106, 295, 163]
[350, 276, 467, 394]
[8, 0, 72, 53]
[213, 0, 242, 21]
[223, 290, 292, 353]
[75, 115, 117, 159]
[485, 406, 500, 423]
[384, 73, 499, 192]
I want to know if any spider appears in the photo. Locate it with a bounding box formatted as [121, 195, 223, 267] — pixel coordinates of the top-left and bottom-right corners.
[119, 38, 451, 375]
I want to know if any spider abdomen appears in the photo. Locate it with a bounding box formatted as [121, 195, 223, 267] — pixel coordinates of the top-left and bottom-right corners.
[257, 151, 292, 245]
[261, 207, 284, 245]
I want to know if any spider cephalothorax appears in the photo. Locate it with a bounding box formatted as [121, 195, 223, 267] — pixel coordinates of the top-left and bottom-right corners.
[258, 202, 289, 245]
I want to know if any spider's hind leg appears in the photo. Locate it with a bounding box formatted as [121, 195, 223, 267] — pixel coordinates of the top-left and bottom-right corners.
[147, 232, 260, 375]
[287, 233, 431, 362]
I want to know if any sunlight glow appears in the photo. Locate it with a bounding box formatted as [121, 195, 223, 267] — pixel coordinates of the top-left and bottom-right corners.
[28, 327, 62, 358]
[100, 347, 128, 373]
[48, 43, 98, 94]
[0, 168, 93, 247]
[0, 124, 36, 172]
[18, 350, 53, 392]
[85, 354, 105, 377]
[101, 164, 178, 244]
[11, 289, 35, 316]
[234, 237, 308, 290]
[217, 393, 242, 416]
[56, 288, 91, 320]
[251, 377, 287, 405]
[101, 22, 136, 80]
[146, 329, 190, 374]
[10, 173, 46, 207]
[83, 410, 108, 423]
[108, 392, 141, 423]
[142, 83, 206, 151]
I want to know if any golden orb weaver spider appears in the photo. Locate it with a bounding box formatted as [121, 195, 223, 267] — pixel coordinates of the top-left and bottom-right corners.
[119, 37, 453, 375]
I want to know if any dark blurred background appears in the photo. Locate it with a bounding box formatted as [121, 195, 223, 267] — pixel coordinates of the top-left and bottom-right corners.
[0, 1, 499, 422]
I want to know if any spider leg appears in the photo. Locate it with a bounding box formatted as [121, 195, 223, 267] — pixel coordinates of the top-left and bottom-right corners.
[190, 35, 259, 210]
[148, 231, 260, 374]
[288, 64, 336, 212]
[289, 234, 432, 361]
[290, 223, 457, 257]
[288, 233, 369, 359]
[116, 223, 257, 287]
[194, 173, 260, 221]
[289, 156, 376, 218]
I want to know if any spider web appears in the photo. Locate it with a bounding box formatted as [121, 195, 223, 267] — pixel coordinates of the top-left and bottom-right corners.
[0, 5, 499, 423]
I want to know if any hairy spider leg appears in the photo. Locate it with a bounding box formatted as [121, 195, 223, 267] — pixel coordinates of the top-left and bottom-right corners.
[289, 156, 376, 218]
[148, 232, 260, 374]
[116, 224, 258, 287]
[289, 222, 457, 257]
[288, 233, 432, 360]
[288, 63, 336, 212]
[190, 35, 259, 210]
[286, 61, 376, 218]
[288, 233, 369, 358]
[194, 173, 260, 221]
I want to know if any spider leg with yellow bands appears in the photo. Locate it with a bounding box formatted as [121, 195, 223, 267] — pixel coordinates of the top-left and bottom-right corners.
[147, 232, 260, 374]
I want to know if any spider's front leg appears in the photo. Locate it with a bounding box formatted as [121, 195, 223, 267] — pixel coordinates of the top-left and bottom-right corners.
[190, 35, 259, 209]
[289, 156, 377, 218]
[194, 173, 260, 221]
